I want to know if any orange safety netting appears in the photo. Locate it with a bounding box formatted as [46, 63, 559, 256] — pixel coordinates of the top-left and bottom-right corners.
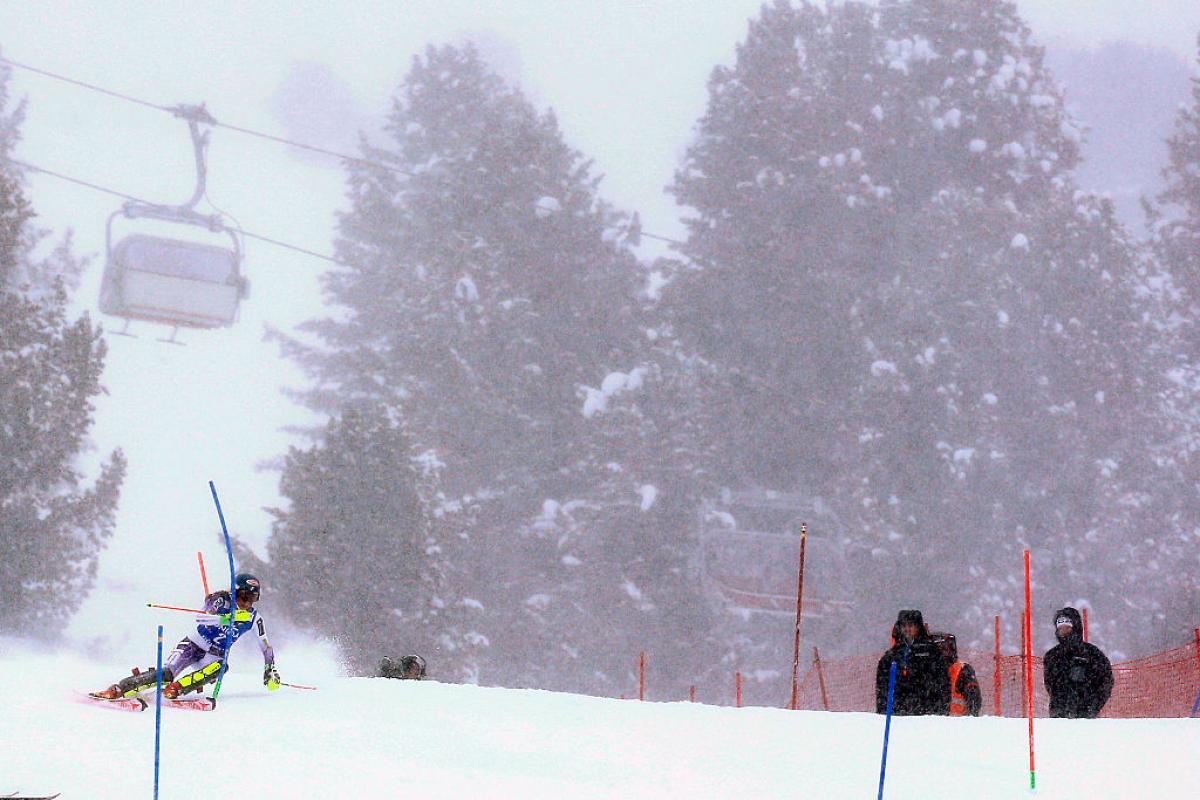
[793, 640, 1200, 718]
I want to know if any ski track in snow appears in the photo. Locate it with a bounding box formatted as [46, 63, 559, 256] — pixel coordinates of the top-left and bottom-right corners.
[2, 640, 1198, 799]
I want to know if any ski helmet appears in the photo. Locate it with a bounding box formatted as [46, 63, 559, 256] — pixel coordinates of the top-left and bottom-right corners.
[235, 572, 261, 601]
[400, 654, 426, 679]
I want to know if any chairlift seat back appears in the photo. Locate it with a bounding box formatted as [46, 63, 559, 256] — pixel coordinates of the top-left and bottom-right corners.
[100, 233, 245, 328]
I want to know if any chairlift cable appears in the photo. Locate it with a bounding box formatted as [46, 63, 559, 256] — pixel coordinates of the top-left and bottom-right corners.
[8, 157, 353, 267]
[0, 54, 414, 178]
[0, 55, 172, 114]
[0, 54, 688, 248]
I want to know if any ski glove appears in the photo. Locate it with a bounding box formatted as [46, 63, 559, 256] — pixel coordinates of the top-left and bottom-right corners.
[264, 664, 281, 691]
[195, 610, 252, 626]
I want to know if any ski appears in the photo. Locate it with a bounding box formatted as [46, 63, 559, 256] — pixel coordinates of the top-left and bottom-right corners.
[162, 696, 215, 711]
[76, 690, 213, 711]
[3, 794, 61, 799]
[77, 691, 147, 712]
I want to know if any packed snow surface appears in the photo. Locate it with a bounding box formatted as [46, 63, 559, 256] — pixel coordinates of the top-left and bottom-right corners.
[2, 639, 1198, 798]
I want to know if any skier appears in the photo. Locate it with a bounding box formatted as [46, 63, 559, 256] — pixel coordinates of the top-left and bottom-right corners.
[91, 573, 280, 701]
[875, 609, 951, 715]
[1043, 606, 1113, 718]
[379, 654, 426, 680]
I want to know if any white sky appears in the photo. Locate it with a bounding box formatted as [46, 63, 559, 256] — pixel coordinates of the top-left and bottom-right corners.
[0, 1, 1196, 647]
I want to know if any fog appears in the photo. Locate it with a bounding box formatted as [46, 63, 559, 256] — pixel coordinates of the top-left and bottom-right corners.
[1, 1, 1198, 701]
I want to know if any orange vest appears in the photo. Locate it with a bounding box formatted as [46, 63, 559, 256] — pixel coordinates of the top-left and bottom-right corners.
[948, 661, 967, 716]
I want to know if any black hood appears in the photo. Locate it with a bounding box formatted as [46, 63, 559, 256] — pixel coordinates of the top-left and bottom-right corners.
[893, 609, 927, 642]
[1053, 606, 1084, 644]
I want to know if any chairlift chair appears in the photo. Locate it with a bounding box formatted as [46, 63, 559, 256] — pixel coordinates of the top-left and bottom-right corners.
[96, 102, 249, 340]
[99, 206, 248, 331]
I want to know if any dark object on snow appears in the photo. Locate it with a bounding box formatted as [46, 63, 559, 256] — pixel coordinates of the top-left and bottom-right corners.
[875, 609, 951, 716]
[380, 654, 426, 680]
[1043, 606, 1112, 718]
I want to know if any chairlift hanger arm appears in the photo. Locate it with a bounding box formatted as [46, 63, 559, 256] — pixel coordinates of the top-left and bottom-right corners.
[165, 103, 216, 213]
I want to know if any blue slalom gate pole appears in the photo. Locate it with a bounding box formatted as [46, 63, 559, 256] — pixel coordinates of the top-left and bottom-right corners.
[1190, 687, 1200, 718]
[153, 624, 163, 800]
[877, 661, 898, 800]
[209, 481, 237, 704]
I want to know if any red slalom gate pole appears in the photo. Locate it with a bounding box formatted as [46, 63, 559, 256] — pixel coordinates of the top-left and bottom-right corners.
[1024, 549, 1036, 791]
[639, 652, 645, 701]
[789, 525, 808, 710]
[1083, 607, 1089, 642]
[197, 551, 209, 596]
[735, 671, 742, 708]
[689, 685, 696, 703]
[1020, 611, 1028, 718]
[993, 615, 1002, 717]
[813, 646, 829, 711]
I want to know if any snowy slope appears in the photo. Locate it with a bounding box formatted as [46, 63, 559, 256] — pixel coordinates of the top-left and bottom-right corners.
[1, 638, 1197, 799]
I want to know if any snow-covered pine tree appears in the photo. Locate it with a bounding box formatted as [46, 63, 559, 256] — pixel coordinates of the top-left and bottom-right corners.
[275, 44, 665, 689]
[1144, 32, 1200, 649]
[1152, 33, 1200, 307]
[0, 66, 125, 634]
[266, 404, 445, 675]
[668, 0, 1175, 657]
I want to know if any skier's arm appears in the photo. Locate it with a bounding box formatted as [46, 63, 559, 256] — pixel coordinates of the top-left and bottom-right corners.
[1091, 648, 1113, 715]
[933, 654, 951, 714]
[875, 655, 891, 714]
[960, 664, 982, 717]
[255, 613, 280, 691]
[254, 613, 276, 665]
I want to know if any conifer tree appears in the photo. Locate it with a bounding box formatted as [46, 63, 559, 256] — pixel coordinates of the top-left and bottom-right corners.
[668, 0, 1174, 656]
[276, 44, 690, 688]
[266, 404, 446, 674]
[0, 85, 125, 634]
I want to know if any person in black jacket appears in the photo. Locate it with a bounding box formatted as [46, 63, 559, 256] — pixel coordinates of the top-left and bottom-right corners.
[930, 632, 982, 716]
[875, 609, 951, 715]
[1043, 607, 1113, 718]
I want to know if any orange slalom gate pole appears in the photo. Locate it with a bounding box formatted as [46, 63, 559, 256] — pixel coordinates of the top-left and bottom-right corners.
[639, 652, 645, 701]
[993, 615, 1002, 716]
[789, 525, 808, 710]
[1024, 549, 1036, 791]
[735, 671, 742, 708]
[813, 646, 829, 711]
[197, 551, 209, 596]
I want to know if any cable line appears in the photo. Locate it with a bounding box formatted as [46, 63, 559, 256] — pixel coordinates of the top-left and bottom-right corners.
[1, 53, 689, 248]
[0, 54, 413, 178]
[7, 157, 352, 267]
[2, 53, 696, 256]
[0, 54, 171, 114]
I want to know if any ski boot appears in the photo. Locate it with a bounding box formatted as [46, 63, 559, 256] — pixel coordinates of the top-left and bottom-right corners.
[90, 684, 124, 700]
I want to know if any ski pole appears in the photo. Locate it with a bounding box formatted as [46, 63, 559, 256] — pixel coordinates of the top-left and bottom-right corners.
[148, 599, 252, 623]
[877, 660, 897, 800]
[148, 602, 205, 614]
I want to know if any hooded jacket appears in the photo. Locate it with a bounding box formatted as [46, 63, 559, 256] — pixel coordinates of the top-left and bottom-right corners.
[1043, 606, 1113, 718]
[875, 610, 951, 716]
